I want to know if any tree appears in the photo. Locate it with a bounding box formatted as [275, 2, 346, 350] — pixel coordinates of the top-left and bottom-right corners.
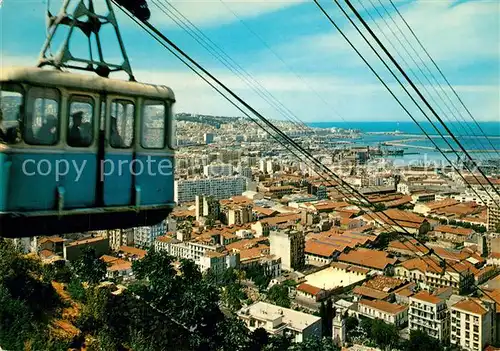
[245, 264, 272, 291]
[373, 232, 398, 249]
[345, 315, 359, 341]
[288, 336, 341, 351]
[320, 299, 334, 338]
[71, 247, 106, 284]
[250, 328, 269, 350]
[267, 284, 291, 308]
[403, 329, 443, 351]
[370, 319, 399, 350]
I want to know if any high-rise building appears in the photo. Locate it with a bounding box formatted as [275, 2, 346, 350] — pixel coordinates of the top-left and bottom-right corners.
[259, 159, 268, 174]
[450, 298, 496, 351]
[227, 205, 253, 226]
[409, 291, 450, 341]
[195, 195, 221, 221]
[108, 228, 134, 251]
[134, 220, 166, 248]
[203, 163, 233, 177]
[269, 229, 305, 271]
[204, 133, 214, 144]
[237, 165, 253, 179]
[487, 206, 500, 232]
[174, 176, 246, 203]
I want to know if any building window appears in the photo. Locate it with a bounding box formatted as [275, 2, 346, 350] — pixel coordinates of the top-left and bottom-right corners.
[110, 99, 134, 148]
[26, 87, 60, 145]
[68, 95, 94, 147]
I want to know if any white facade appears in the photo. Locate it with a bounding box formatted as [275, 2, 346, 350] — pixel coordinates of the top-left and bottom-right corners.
[450, 299, 496, 351]
[269, 230, 305, 271]
[134, 220, 166, 248]
[237, 302, 322, 343]
[174, 176, 246, 203]
[409, 291, 449, 341]
[203, 164, 233, 177]
[357, 300, 408, 327]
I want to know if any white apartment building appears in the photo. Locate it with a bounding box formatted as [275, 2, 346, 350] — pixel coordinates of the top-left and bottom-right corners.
[451, 189, 500, 208]
[395, 257, 475, 293]
[199, 250, 239, 275]
[487, 206, 500, 232]
[134, 220, 166, 248]
[450, 298, 496, 351]
[174, 176, 246, 203]
[409, 291, 449, 341]
[108, 228, 134, 251]
[237, 166, 253, 179]
[203, 163, 233, 177]
[269, 229, 305, 271]
[237, 301, 322, 343]
[154, 236, 224, 264]
[357, 299, 408, 327]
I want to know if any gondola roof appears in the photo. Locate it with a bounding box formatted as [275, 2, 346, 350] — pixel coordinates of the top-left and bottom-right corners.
[1, 67, 175, 101]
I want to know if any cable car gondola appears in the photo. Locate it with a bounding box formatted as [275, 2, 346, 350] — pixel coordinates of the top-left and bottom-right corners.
[0, 0, 175, 238]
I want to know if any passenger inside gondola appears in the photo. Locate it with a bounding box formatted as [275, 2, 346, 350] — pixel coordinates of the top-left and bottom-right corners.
[80, 121, 92, 145]
[36, 114, 57, 144]
[110, 115, 125, 147]
[68, 111, 85, 146]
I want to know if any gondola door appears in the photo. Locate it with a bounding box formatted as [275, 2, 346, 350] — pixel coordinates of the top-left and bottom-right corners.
[102, 96, 136, 206]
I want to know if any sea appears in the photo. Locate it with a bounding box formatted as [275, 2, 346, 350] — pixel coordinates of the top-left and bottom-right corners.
[306, 121, 500, 165]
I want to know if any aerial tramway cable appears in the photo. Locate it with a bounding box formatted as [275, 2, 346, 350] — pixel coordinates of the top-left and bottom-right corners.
[150, 0, 311, 134]
[386, 0, 499, 156]
[312, 0, 500, 208]
[361, 0, 500, 161]
[339, 0, 500, 199]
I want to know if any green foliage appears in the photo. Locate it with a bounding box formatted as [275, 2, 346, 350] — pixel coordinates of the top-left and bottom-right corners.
[373, 203, 386, 212]
[67, 278, 87, 302]
[287, 336, 340, 351]
[244, 264, 272, 290]
[71, 247, 106, 284]
[345, 315, 360, 341]
[402, 329, 443, 351]
[267, 284, 291, 308]
[319, 299, 334, 338]
[373, 231, 398, 249]
[0, 239, 65, 350]
[361, 318, 399, 350]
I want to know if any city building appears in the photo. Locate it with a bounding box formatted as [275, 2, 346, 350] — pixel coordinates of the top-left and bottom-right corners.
[237, 165, 253, 179]
[63, 236, 110, 261]
[203, 163, 233, 177]
[174, 176, 246, 203]
[227, 205, 253, 226]
[195, 195, 221, 221]
[199, 251, 240, 275]
[395, 257, 475, 293]
[357, 299, 408, 327]
[133, 220, 166, 248]
[204, 132, 214, 144]
[409, 291, 450, 341]
[269, 229, 305, 271]
[488, 206, 500, 232]
[237, 301, 322, 343]
[450, 298, 496, 351]
[107, 228, 134, 251]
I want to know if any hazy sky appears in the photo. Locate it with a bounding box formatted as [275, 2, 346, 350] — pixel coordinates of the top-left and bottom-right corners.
[1, 0, 499, 123]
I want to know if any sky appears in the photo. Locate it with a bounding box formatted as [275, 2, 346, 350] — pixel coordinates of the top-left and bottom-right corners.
[1, 0, 499, 123]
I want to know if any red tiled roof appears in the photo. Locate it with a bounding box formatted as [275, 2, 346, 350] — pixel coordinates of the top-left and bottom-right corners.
[412, 291, 442, 304]
[338, 248, 397, 270]
[359, 299, 408, 315]
[297, 283, 323, 296]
